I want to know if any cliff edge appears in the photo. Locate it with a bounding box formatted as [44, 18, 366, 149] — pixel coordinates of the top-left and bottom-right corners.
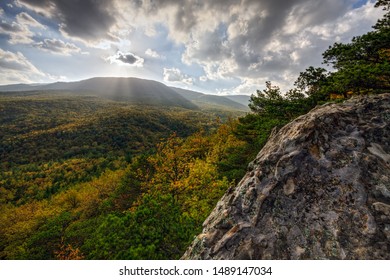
[183, 94, 390, 260]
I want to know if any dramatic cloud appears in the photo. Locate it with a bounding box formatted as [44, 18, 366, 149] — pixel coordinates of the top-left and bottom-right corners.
[15, 0, 57, 17]
[16, 12, 46, 29]
[16, 0, 118, 43]
[1, 0, 385, 92]
[0, 12, 45, 44]
[119, 0, 383, 92]
[107, 51, 144, 67]
[0, 48, 45, 83]
[34, 38, 81, 55]
[0, 20, 22, 33]
[163, 67, 194, 85]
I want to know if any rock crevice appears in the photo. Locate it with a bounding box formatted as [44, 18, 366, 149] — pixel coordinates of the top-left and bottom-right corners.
[183, 94, 390, 260]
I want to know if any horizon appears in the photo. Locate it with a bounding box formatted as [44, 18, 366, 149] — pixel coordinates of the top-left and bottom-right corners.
[0, 0, 384, 94]
[0, 75, 251, 96]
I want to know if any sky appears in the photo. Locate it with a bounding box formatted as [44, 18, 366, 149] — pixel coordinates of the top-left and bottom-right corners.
[0, 0, 385, 95]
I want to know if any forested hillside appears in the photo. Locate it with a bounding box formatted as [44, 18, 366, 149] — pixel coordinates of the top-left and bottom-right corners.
[0, 77, 198, 109]
[0, 90, 250, 259]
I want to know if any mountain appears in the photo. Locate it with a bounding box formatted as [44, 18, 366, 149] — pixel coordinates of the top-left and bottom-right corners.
[0, 77, 198, 110]
[183, 93, 390, 260]
[0, 83, 49, 92]
[0, 77, 253, 111]
[171, 87, 249, 111]
[224, 95, 251, 107]
[0, 86, 246, 260]
[0, 93, 225, 166]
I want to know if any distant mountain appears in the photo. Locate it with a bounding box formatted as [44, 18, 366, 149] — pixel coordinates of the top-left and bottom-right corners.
[0, 77, 198, 110]
[0, 83, 49, 92]
[224, 95, 251, 107]
[171, 87, 249, 111]
[0, 77, 252, 111]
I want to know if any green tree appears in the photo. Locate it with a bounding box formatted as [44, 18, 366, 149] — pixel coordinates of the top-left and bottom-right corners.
[294, 66, 329, 103]
[373, 0, 390, 30]
[322, 1, 390, 95]
[248, 81, 312, 121]
[249, 81, 285, 117]
[23, 212, 73, 259]
[84, 194, 195, 260]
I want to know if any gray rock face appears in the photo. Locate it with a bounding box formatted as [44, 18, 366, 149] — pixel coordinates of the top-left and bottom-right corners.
[183, 94, 390, 260]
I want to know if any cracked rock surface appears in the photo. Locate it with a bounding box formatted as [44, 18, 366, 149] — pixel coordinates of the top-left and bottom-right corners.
[182, 94, 390, 260]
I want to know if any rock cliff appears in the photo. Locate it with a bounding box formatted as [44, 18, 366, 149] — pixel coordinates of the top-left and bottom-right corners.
[183, 94, 390, 260]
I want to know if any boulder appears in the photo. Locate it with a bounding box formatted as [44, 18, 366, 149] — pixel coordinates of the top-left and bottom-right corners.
[183, 94, 390, 259]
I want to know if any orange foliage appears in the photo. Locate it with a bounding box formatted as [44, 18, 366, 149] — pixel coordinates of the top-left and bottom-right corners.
[55, 241, 84, 260]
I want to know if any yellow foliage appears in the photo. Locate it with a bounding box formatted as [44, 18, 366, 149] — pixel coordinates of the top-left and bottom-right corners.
[55, 241, 84, 260]
[329, 93, 345, 100]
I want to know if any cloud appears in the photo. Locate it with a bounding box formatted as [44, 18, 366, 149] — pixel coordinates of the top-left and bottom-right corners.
[163, 68, 193, 85]
[0, 48, 46, 84]
[15, 0, 56, 17]
[16, 12, 46, 29]
[34, 38, 81, 55]
[107, 51, 144, 67]
[16, 0, 118, 44]
[3, 0, 385, 92]
[0, 20, 34, 44]
[0, 20, 22, 33]
[119, 0, 382, 92]
[145, 48, 165, 59]
[306, 1, 381, 41]
[0, 11, 81, 57]
[0, 12, 45, 44]
[178, 1, 382, 95]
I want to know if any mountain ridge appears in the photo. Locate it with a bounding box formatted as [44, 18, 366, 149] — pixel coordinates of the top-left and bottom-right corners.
[171, 87, 249, 111]
[0, 77, 250, 111]
[0, 77, 197, 109]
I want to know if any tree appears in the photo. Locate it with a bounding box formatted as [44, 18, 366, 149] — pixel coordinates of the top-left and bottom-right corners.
[294, 66, 328, 98]
[84, 193, 195, 260]
[237, 79, 315, 163]
[249, 81, 313, 120]
[24, 212, 73, 259]
[249, 81, 285, 116]
[373, 0, 390, 30]
[55, 240, 84, 260]
[322, 1, 390, 95]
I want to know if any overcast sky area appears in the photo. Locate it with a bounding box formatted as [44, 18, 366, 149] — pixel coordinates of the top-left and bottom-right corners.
[0, 0, 385, 95]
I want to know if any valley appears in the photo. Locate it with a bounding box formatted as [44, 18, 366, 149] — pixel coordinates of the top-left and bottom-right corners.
[0, 81, 252, 259]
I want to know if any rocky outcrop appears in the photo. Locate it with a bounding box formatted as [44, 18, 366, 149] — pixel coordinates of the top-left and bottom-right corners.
[183, 94, 390, 260]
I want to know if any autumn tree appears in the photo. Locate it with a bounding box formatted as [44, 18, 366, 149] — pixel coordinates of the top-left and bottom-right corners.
[55, 240, 84, 260]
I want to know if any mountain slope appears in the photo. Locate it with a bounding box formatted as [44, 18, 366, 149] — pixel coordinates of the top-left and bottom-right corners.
[0, 77, 198, 109]
[0, 77, 253, 111]
[0, 83, 49, 92]
[224, 95, 250, 107]
[171, 87, 249, 111]
[0, 93, 218, 167]
[183, 93, 390, 260]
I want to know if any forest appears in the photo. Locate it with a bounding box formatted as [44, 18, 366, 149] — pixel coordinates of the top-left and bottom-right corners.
[0, 0, 389, 260]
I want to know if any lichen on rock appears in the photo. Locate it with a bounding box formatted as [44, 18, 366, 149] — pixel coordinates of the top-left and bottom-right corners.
[182, 93, 390, 260]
